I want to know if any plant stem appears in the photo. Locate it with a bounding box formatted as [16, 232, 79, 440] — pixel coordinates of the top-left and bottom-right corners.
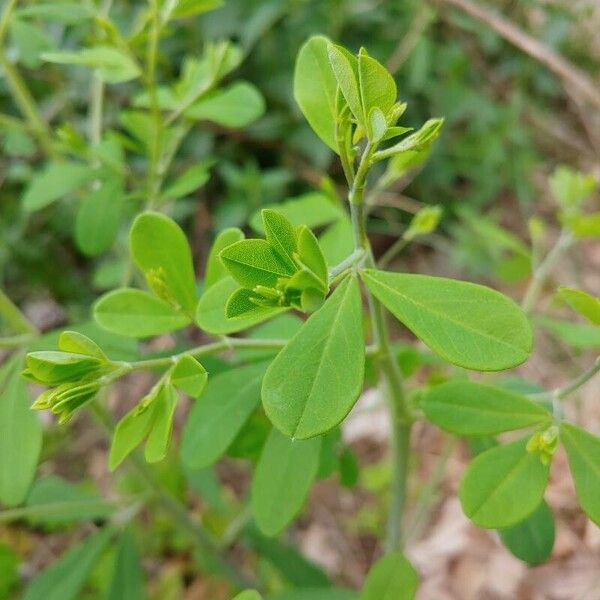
[145, 0, 165, 209]
[557, 355, 600, 400]
[124, 337, 288, 373]
[378, 237, 409, 269]
[346, 144, 412, 552]
[522, 229, 573, 313]
[328, 248, 365, 280]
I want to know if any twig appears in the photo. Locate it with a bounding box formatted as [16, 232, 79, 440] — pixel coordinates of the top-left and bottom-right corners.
[438, 0, 600, 110]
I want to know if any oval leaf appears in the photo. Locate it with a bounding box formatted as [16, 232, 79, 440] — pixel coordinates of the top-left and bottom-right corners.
[0, 358, 42, 506]
[359, 552, 418, 600]
[422, 380, 551, 436]
[251, 428, 321, 536]
[94, 288, 190, 337]
[204, 227, 244, 289]
[181, 362, 267, 469]
[498, 500, 555, 565]
[560, 423, 600, 526]
[362, 270, 532, 371]
[459, 436, 549, 528]
[293, 36, 339, 152]
[262, 275, 364, 438]
[196, 276, 286, 334]
[130, 212, 197, 315]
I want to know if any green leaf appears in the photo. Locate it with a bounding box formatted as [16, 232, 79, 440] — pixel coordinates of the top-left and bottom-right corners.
[560, 423, 600, 526]
[10, 18, 55, 68]
[16, 3, 93, 23]
[373, 118, 444, 162]
[220, 239, 296, 289]
[94, 288, 191, 338]
[170, 0, 223, 19]
[557, 287, 600, 325]
[357, 48, 396, 128]
[24, 475, 112, 525]
[498, 501, 555, 565]
[296, 226, 328, 289]
[250, 193, 344, 233]
[262, 275, 364, 438]
[185, 82, 265, 127]
[293, 36, 339, 152]
[24, 351, 103, 385]
[233, 592, 262, 600]
[536, 316, 600, 349]
[318, 217, 355, 266]
[22, 162, 94, 212]
[107, 529, 145, 600]
[0, 358, 42, 506]
[181, 362, 267, 469]
[75, 176, 124, 256]
[328, 44, 361, 126]
[362, 270, 532, 371]
[459, 436, 550, 528]
[204, 228, 244, 289]
[563, 212, 600, 237]
[422, 380, 551, 436]
[58, 330, 105, 359]
[23, 528, 113, 600]
[549, 165, 596, 212]
[251, 428, 321, 535]
[197, 277, 285, 334]
[162, 161, 212, 200]
[245, 526, 330, 587]
[262, 209, 298, 271]
[42, 46, 141, 83]
[403, 205, 442, 241]
[359, 552, 418, 600]
[130, 212, 197, 315]
[144, 383, 178, 463]
[268, 591, 357, 600]
[170, 356, 207, 398]
[0, 543, 18, 598]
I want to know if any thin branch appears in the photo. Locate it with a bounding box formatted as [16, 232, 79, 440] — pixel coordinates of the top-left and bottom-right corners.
[438, 0, 600, 110]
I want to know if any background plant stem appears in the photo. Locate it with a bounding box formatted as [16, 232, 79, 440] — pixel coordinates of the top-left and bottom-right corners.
[347, 144, 413, 552]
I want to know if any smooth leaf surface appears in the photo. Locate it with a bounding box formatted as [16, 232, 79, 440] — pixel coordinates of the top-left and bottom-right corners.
[558, 287, 600, 325]
[459, 436, 549, 528]
[328, 44, 361, 125]
[262, 276, 364, 438]
[22, 162, 94, 212]
[251, 428, 321, 536]
[0, 357, 42, 506]
[170, 355, 207, 398]
[204, 228, 244, 289]
[422, 380, 551, 436]
[144, 384, 178, 463]
[186, 82, 265, 127]
[263, 209, 298, 270]
[357, 49, 396, 126]
[561, 423, 600, 525]
[94, 288, 190, 337]
[130, 212, 197, 315]
[233, 592, 262, 600]
[107, 529, 145, 600]
[498, 500, 555, 565]
[293, 36, 339, 152]
[220, 238, 296, 289]
[75, 176, 124, 256]
[23, 528, 113, 600]
[162, 162, 211, 200]
[181, 362, 267, 469]
[359, 552, 418, 600]
[362, 270, 532, 371]
[536, 316, 600, 349]
[196, 276, 286, 334]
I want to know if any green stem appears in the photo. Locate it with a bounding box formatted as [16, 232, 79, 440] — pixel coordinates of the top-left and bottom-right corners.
[346, 143, 412, 552]
[557, 356, 600, 400]
[378, 237, 409, 269]
[328, 248, 365, 280]
[0, 57, 56, 157]
[145, 0, 164, 209]
[124, 337, 288, 373]
[522, 229, 573, 313]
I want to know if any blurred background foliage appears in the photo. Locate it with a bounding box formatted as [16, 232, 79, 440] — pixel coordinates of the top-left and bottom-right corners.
[2, 0, 599, 319]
